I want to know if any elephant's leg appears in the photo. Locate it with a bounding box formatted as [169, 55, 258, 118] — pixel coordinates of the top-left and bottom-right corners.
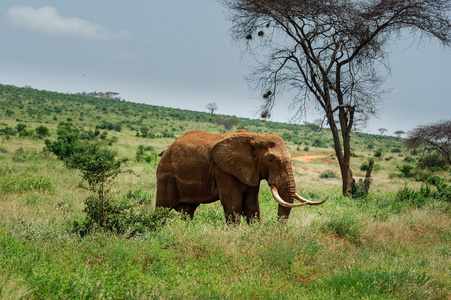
[175, 203, 199, 220]
[242, 186, 262, 224]
[217, 176, 243, 225]
[156, 175, 179, 209]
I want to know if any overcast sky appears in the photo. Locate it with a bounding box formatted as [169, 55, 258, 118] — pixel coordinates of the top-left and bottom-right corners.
[1, 1, 450, 135]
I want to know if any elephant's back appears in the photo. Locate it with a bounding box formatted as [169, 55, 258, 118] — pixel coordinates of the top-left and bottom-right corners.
[157, 131, 222, 174]
[170, 131, 224, 152]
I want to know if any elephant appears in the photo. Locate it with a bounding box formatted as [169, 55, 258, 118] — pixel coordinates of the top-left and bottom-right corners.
[156, 130, 325, 224]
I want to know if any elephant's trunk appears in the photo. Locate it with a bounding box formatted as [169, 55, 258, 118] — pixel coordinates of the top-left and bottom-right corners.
[270, 160, 326, 208]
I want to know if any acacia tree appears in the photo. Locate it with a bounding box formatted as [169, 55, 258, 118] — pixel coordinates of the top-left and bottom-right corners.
[404, 120, 451, 166]
[220, 0, 451, 196]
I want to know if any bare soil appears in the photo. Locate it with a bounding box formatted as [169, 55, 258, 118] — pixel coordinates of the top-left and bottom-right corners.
[292, 155, 327, 163]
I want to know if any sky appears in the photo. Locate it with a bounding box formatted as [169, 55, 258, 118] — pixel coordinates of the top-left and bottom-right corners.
[1, 1, 450, 135]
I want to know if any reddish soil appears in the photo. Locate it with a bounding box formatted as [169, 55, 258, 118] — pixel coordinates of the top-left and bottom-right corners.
[292, 155, 327, 163]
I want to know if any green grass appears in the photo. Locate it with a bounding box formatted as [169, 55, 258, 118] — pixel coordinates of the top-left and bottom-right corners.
[0, 84, 450, 299]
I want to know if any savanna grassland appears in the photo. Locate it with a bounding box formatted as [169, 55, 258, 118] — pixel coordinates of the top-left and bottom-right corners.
[0, 84, 450, 299]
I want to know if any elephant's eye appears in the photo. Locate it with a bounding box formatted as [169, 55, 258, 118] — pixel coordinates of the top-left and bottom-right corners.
[269, 158, 274, 163]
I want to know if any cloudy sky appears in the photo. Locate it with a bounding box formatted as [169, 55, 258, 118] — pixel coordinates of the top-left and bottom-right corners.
[1, 1, 450, 135]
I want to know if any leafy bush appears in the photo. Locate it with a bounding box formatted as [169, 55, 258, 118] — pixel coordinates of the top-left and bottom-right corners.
[398, 164, 414, 178]
[417, 152, 448, 170]
[404, 156, 415, 163]
[35, 125, 50, 138]
[319, 170, 338, 179]
[360, 161, 381, 172]
[74, 196, 175, 235]
[0, 127, 17, 136]
[396, 185, 428, 208]
[374, 148, 384, 157]
[136, 145, 158, 164]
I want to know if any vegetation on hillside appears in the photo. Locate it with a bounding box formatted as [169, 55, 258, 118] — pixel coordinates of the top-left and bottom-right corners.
[0, 84, 450, 299]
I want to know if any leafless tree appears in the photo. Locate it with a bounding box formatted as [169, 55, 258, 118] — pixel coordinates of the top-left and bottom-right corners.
[220, 0, 451, 196]
[206, 102, 218, 114]
[404, 120, 451, 166]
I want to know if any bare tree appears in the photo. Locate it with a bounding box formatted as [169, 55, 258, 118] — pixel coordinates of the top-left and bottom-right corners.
[220, 0, 451, 196]
[206, 102, 218, 114]
[404, 120, 451, 166]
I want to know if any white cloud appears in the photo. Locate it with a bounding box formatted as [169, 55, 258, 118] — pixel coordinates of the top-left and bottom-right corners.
[6, 6, 129, 40]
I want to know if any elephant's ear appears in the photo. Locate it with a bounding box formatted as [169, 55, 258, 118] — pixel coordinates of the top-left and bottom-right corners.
[212, 135, 259, 186]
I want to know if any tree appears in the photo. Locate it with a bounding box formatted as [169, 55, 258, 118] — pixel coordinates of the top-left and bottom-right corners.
[206, 102, 218, 114]
[404, 120, 451, 166]
[220, 0, 451, 196]
[394, 130, 405, 138]
[378, 128, 388, 136]
[214, 117, 240, 131]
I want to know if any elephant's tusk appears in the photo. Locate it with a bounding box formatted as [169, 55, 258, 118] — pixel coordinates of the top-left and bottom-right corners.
[295, 193, 327, 205]
[270, 185, 308, 208]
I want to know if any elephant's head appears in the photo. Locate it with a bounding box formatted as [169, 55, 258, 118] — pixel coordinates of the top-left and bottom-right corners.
[212, 131, 325, 211]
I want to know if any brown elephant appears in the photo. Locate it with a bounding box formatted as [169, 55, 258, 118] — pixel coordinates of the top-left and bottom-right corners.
[156, 130, 325, 224]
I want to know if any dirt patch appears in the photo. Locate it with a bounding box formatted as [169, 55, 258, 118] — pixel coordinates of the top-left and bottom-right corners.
[292, 155, 327, 163]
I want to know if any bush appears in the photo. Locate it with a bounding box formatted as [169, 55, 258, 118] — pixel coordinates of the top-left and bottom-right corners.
[404, 156, 415, 163]
[417, 152, 448, 170]
[0, 127, 17, 136]
[398, 164, 414, 178]
[35, 125, 50, 138]
[319, 170, 338, 179]
[136, 145, 158, 164]
[374, 148, 384, 158]
[360, 161, 381, 172]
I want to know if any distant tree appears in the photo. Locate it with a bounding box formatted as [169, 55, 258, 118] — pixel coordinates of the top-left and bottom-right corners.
[394, 130, 405, 138]
[206, 102, 218, 114]
[214, 118, 239, 131]
[378, 128, 388, 136]
[404, 120, 451, 166]
[221, 0, 451, 196]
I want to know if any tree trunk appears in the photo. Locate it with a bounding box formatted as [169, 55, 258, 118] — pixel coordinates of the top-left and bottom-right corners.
[327, 112, 355, 196]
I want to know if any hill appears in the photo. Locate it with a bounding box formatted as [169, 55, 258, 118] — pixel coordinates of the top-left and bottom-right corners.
[0, 83, 403, 150]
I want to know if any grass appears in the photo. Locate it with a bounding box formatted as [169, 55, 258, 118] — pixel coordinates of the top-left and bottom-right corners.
[0, 85, 450, 298]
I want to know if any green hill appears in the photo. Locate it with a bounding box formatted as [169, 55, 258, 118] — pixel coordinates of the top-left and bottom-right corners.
[0, 83, 403, 151]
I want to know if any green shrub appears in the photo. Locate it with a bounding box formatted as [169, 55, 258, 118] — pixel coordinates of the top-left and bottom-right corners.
[417, 152, 448, 170]
[319, 170, 338, 179]
[0, 127, 17, 136]
[360, 161, 381, 172]
[398, 164, 414, 177]
[374, 148, 384, 157]
[404, 156, 415, 163]
[396, 185, 429, 208]
[35, 125, 50, 138]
